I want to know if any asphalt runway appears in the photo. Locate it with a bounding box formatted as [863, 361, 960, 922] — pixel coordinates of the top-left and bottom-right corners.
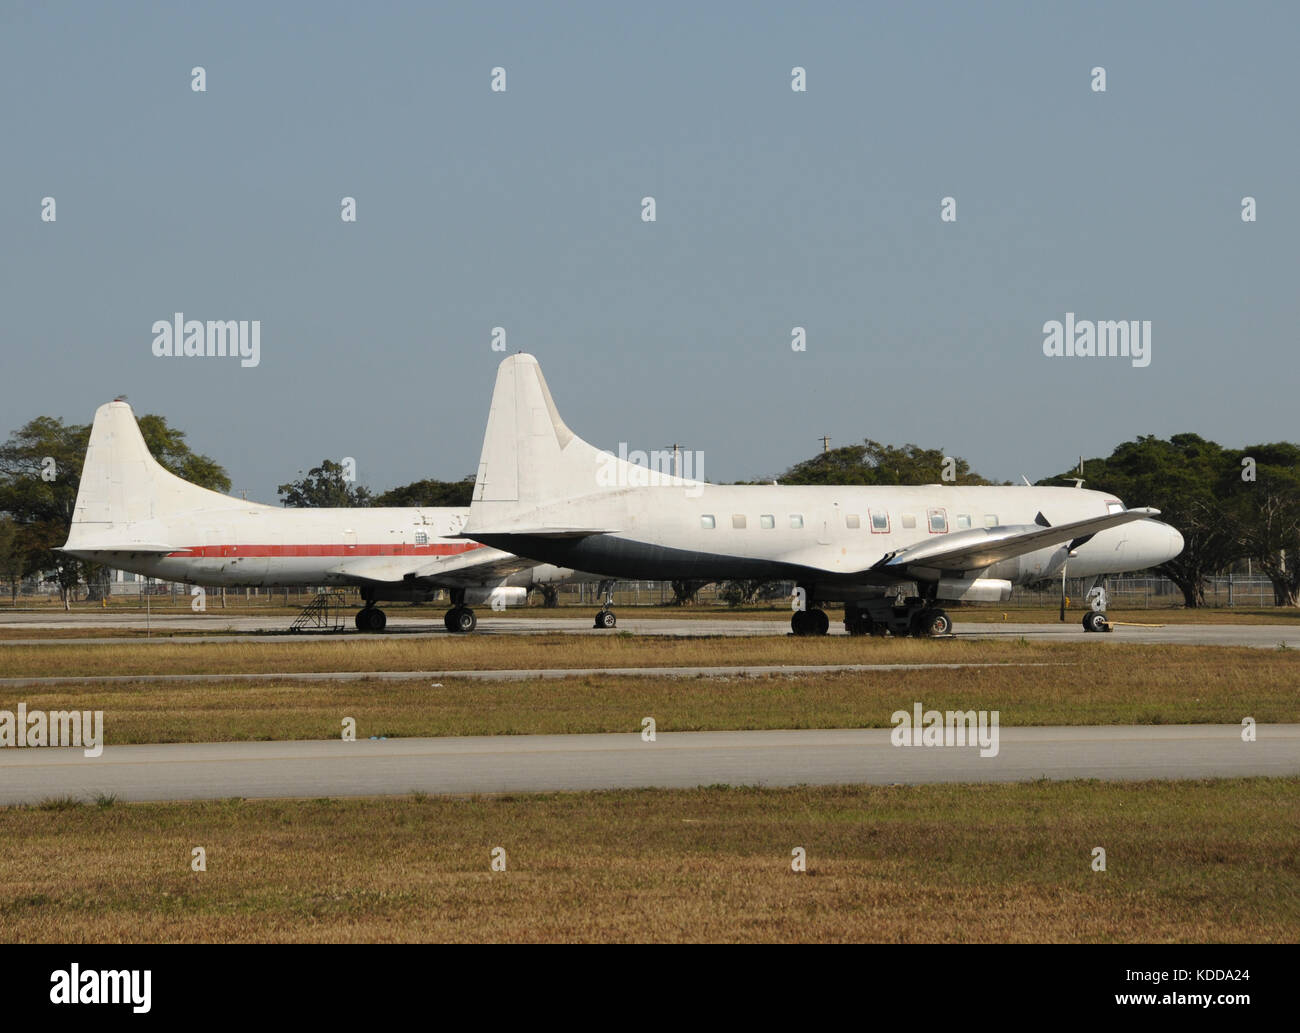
[1, 724, 1295, 804]
[1, 612, 1297, 648]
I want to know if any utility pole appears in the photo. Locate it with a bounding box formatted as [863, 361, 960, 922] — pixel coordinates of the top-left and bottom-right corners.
[663, 444, 686, 478]
[818, 436, 831, 454]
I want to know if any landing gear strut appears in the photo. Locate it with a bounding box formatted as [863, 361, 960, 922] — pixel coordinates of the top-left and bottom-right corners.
[593, 580, 617, 629]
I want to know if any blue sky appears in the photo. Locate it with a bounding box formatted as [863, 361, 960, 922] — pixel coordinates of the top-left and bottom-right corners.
[2, 1, 1295, 500]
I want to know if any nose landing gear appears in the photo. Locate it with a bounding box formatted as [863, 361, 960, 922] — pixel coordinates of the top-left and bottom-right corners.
[593, 580, 617, 629]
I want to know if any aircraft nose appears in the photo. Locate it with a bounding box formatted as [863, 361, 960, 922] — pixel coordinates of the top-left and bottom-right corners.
[1161, 522, 1184, 563]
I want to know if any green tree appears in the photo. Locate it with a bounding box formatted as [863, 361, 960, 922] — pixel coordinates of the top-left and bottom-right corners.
[0, 412, 229, 606]
[669, 579, 709, 606]
[372, 477, 474, 508]
[136, 414, 231, 493]
[0, 516, 23, 604]
[777, 440, 991, 486]
[1226, 443, 1300, 606]
[1040, 434, 1240, 608]
[278, 460, 373, 507]
[719, 579, 772, 607]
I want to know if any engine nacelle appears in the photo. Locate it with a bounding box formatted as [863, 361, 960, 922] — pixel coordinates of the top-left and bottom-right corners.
[463, 586, 528, 609]
[935, 577, 1013, 602]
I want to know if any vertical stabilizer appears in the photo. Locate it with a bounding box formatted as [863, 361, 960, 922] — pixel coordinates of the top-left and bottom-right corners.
[63, 401, 246, 550]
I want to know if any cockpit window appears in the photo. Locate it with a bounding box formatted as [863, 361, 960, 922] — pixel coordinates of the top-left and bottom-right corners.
[1106, 500, 1123, 515]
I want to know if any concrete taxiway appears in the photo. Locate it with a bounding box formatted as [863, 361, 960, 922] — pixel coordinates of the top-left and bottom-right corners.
[0, 612, 1297, 648]
[1, 724, 1295, 805]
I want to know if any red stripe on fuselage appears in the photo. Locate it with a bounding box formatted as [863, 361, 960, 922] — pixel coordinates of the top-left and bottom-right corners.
[166, 543, 486, 558]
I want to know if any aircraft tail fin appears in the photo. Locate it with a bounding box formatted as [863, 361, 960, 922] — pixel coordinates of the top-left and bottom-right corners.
[466, 355, 612, 531]
[63, 400, 245, 551]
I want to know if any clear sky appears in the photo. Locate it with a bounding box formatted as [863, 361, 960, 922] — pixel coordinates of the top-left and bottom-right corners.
[2, 1, 1295, 501]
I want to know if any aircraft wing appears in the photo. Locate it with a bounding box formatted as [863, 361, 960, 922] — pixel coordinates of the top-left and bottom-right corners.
[325, 545, 535, 588]
[872, 507, 1160, 575]
[456, 527, 617, 538]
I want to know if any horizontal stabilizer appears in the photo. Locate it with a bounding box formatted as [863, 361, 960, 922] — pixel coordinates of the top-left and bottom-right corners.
[59, 541, 184, 555]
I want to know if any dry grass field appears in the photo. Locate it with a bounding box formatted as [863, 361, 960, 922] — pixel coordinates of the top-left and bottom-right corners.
[1, 639, 1296, 744]
[1, 778, 1294, 942]
[4, 632, 1299, 679]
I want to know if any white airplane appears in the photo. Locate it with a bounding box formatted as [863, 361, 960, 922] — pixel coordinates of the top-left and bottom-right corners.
[459, 354, 1185, 636]
[60, 398, 583, 632]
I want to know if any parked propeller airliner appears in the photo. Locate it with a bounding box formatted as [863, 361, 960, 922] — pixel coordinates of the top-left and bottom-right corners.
[460, 354, 1185, 636]
[61, 399, 583, 632]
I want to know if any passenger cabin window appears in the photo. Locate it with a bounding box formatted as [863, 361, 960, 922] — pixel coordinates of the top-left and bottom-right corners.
[928, 508, 948, 533]
[956, 514, 971, 530]
[870, 510, 890, 533]
[789, 515, 804, 529]
[845, 515, 860, 529]
[732, 514, 747, 529]
[700, 515, 716, 529]
[984, 514, 998, 528]
[760, 514, 775, 529]
[902, 514, 917, 529]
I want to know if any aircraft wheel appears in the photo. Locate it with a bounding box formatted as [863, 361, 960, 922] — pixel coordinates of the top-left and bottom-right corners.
[845, 612, 873, 636]
[370, 608, 387, 632]
[910, 608, 950, 637]
[594, 610, 616, 629]
[811, 608, 830, 635]
[453, 607, 478, 633]
[1083, 611, 1109, 633]
[355, 611, 367, 631]
[443, 608, 456, 632]
[924, 609, 951, 636]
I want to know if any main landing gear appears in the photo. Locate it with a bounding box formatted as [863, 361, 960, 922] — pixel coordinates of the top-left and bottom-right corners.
[355, 603, 387, 632]
[443, 588, 477, 634]
[821, 589, 956, 639]
[593, 579, 617, 629]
